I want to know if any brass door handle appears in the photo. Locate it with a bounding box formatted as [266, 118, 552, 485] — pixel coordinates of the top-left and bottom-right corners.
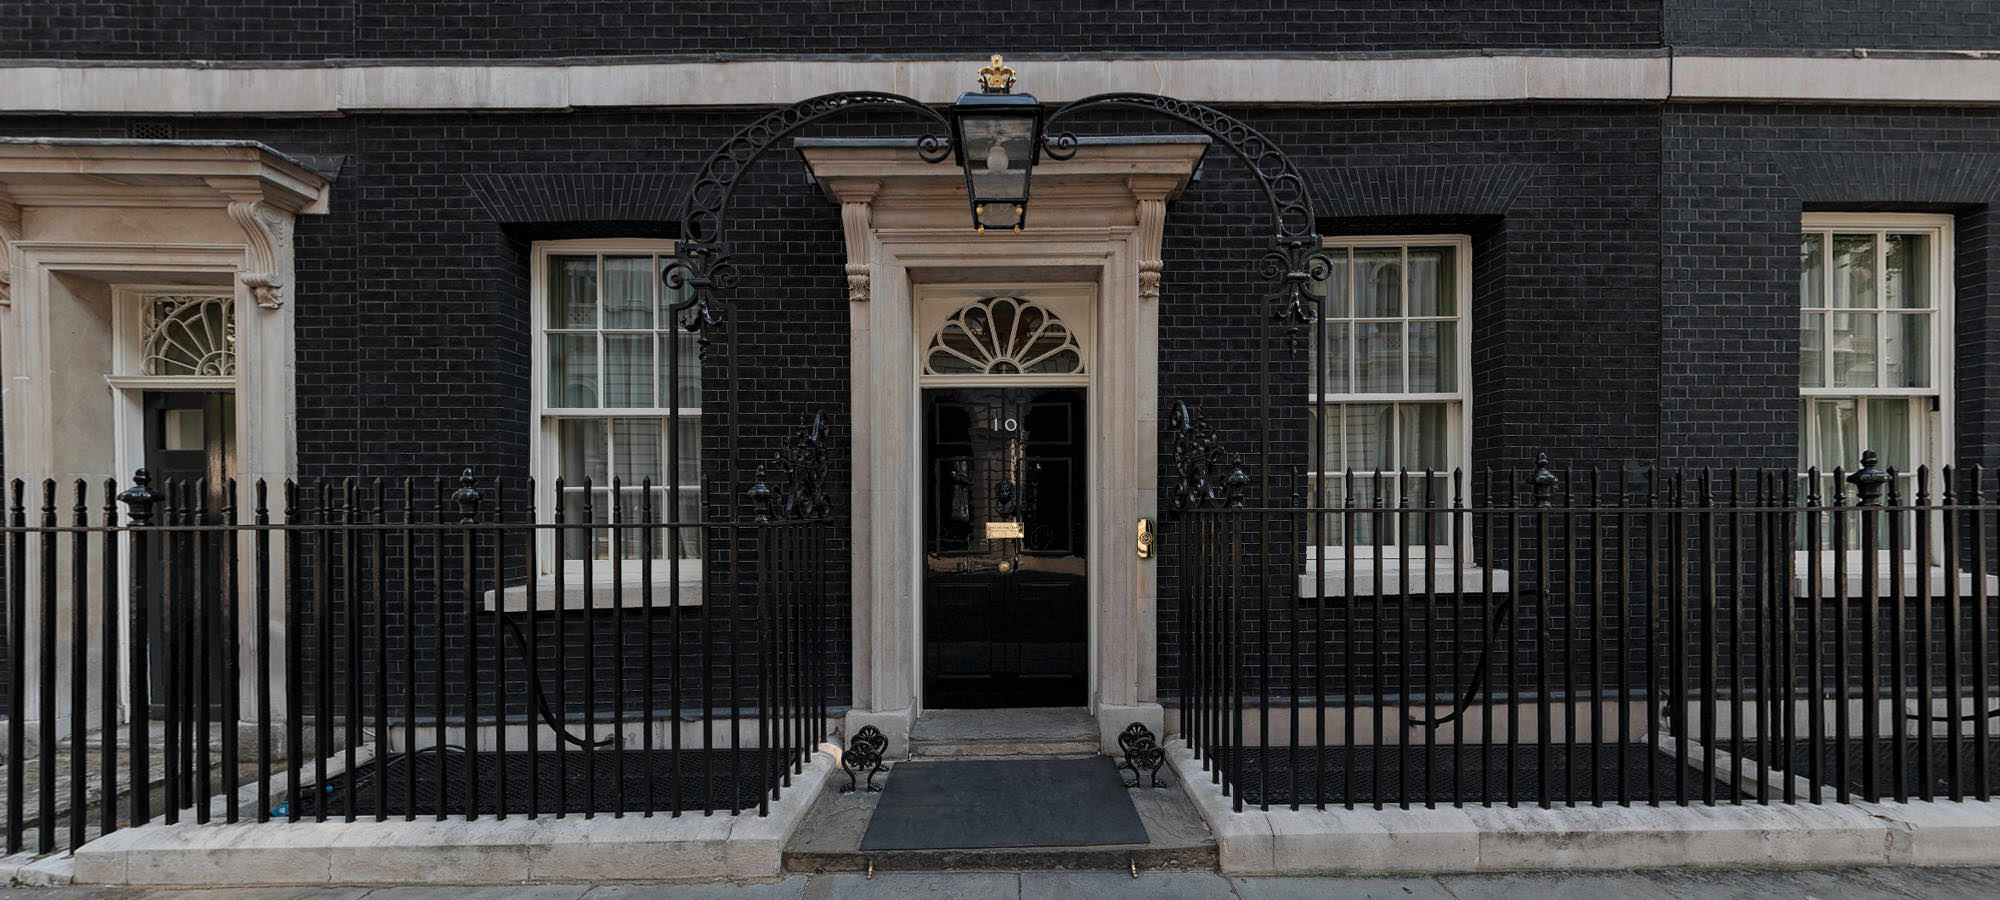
[1136, 517, 1156, 559]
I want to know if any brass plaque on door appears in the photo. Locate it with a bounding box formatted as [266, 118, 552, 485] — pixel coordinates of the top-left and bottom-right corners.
[985, 521, 1024, 540]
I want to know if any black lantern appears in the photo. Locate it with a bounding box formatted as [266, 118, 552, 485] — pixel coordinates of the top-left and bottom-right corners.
[949, 55, 1044, 233]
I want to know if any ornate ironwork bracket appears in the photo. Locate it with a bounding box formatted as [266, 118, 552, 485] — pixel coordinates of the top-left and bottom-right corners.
[749, 410, 833, 521]
[839, 725, 889, 793]
[1168, 401, 1248, 513]
[1117, 723, 1169, 789]
[1042, 92, 1333, 338]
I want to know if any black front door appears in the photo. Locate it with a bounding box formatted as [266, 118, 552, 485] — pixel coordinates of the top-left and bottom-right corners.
[922, 387, 1087, 709]
[142, 390, 235, 716]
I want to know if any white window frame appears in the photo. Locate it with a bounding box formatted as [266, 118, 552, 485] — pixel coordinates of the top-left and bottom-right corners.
[1796, 212, 1965, 589]
[1303, 234, 1500, 595]
[520, 238, 702, 609]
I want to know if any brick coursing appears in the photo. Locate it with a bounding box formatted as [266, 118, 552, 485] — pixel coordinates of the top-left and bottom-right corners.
[1667, 1, 2000, 50]
[0, 95, 1997, 715]
[0, 1, 1660, 62]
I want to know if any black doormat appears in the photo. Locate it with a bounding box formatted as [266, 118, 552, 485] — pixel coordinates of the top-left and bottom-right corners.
[859, 757, 1148, 850]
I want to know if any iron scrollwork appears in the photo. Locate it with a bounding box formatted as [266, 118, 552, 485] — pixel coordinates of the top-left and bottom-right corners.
[664, 91, 952, 362]
[1117, 722, 1169, 789]
[748, 410, 834, 521]
[1041, 92, 1333, 337]
[1169, 401, 1248, 513]
[840, 725, 889, 793]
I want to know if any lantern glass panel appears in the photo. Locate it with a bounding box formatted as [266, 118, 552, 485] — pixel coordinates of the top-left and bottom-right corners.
[960, 113, 1033, 203]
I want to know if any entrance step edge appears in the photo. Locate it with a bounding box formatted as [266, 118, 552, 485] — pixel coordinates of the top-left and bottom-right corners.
[908, 737, 1102, 758]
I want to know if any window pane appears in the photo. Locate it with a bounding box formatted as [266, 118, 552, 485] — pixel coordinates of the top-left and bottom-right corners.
[1810, 397, 1859, 474]
[1310, 322, 1350, 394]
[1344, 403, 1392, 473]
[604, 333, 654, 408]
[1353, 248, 1400, 318]
[547, 334, 599, 408]
[558, 418, 608, 486]
[1355, 322, 1402, 393]
[1408, 246, 1455, 317]
[1800, 312, 1824, 388]
[602, 256, 654, 329]
[1348, 477, 1377, 545]
[1866, 398, 1912, 473]
[1316, 249, 1349, 320]
[1833, 234, 1876, 309]
[1801, 234, 1826, 308]
[1312, 408, 1340, 474]
[674, 415, 701, 485]
[1408, 321, 1455, 392]
[1399, 402, 1450, 471]
[548, 255, 596, 328]
[660, 330, 702, 409]
[559, 490, 607, 560]
[1884, 312, 1930, 389]
[1830, 312, 1877, 388]
[612, 417, 663, 484]
[1885, 233, 1930, 309]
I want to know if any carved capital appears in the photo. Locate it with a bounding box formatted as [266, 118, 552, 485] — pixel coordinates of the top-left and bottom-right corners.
[1138, 259, 1163, 302]
[839, 199, 874, 305]
[845, 263, 870, 303]
[226, 199, 293, 309]
[1132, 189, 1168, 304]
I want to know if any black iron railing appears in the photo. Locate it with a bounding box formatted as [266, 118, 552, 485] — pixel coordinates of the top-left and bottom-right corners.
[0, 470, 830, 855]
[1176, 453, 2000, 811]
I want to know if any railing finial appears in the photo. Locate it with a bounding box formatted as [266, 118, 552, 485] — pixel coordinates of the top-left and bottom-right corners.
[1530, 452, 1558, 507]
[748, 464, 775, 522]
[453, 468, 482, 523]
[1848, 449, 1888, 507]
[117, 468, 162, 526]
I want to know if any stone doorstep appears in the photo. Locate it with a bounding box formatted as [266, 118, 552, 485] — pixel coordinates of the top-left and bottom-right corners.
[1163, 739, 2000, 876]
[67, 745, 836, 887]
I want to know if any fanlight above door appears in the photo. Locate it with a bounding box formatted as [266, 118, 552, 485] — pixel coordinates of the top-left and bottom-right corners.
[924, 296, 1084, 377]
[142, 294, 236, 377]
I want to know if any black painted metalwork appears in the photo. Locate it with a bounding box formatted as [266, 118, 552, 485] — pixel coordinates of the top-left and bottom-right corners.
[1173, 450, 2000, 809]
[1168, 401, 1248, 512]
[1117, 722, 1169, 789]
[840, 725, 889, 793]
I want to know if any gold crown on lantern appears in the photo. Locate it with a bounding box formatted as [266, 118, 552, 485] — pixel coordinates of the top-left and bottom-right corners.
[979, 54, 1016, 93]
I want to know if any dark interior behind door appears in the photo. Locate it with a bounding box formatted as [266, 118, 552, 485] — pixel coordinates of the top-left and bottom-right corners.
[142, 391, 234, 717]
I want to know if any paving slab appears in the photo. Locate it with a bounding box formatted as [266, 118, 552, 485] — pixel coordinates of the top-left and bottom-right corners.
[586, 879, 810, 899]
[1436, 872, 1680, 900]
[1230, 876, 1457, 900]
[362, 887, 589, 900]
[1642, 868, 1912, 900]
[141, 890, 370, 900]
[1020, 871, 1232, 900]
[806, 872, 1019, 900]
[1858, 866, 2000, 900]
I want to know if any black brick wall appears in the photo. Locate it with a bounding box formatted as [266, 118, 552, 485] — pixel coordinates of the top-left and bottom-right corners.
[1667, 1, 2000, 50]
[2, 95, 1997, 715]
[0, 1, 1660, 61]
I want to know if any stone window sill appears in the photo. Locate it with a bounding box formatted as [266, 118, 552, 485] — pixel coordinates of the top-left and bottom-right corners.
[483, 561, 703, 612]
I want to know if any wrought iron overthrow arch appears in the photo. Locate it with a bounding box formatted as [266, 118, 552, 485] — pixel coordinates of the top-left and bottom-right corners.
[664, 86, 1332, 514]
[662, 91, 950, 520]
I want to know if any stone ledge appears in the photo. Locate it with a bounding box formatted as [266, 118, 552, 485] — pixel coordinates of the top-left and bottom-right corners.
[1165, 740, 2000, 876]
[70, 745, 834, 886]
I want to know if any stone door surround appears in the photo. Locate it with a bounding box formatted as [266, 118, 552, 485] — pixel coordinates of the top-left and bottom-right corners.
[798, 135, 1205, 755]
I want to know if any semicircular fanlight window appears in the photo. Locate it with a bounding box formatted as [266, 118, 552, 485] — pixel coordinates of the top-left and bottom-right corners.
[142, 295, 235, 377]
[925, 296, 1083, 377]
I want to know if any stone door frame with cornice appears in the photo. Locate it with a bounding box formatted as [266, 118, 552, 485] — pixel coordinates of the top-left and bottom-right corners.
[0, 138, 328, 729]
[799, 135, 1206, 755]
